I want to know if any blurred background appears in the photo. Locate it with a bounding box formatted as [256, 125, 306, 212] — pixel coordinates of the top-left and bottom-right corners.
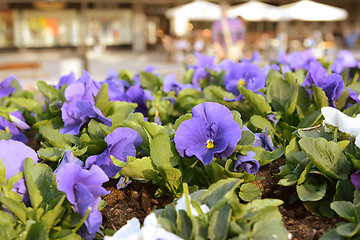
[0, 0, 359, 87]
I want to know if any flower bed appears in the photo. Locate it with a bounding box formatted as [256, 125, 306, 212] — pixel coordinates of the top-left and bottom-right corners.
[0, 49, 360, 239]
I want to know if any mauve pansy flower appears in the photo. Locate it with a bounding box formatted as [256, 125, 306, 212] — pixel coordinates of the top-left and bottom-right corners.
[302, 61, 344, 107]
[0, 139, 38, 200]
[56, 163, 109, 240]
[253, 127, 275, 152]
[289, 49, 317, 71]
[174, 102, 241, 165]
[351, 170, 360, 190]
[0, 111, 29, 143]
[85, 127, 142, 178]
[188, 52, 216, 87]
[65, 70, 101, 103]
[54, 150, 84, 174]
[58, 72, 76, 89]
[0, 75, 20, 98]
[119, 86, 152, 116]
[331, 50, 357, 74]
[163, 74, 197, 95]
[234, 151, 259, 174]
[60, 100, 112, 135]
[224, 62, 265, 96]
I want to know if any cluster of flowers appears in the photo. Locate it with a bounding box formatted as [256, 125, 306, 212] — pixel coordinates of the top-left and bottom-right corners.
[1, 47, 360, 239]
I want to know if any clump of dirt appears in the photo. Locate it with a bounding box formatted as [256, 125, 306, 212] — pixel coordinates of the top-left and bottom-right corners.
[101, 180, 172, 231]
[101, 159, 340, 239]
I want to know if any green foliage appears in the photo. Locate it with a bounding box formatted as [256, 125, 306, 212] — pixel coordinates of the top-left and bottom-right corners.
[0, 158, 85, 239]
[154, 179, 289, 240]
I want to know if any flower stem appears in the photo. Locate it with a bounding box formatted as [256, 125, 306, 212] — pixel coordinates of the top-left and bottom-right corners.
[183, 182, 192, 217]
[73, 207, 91, 233]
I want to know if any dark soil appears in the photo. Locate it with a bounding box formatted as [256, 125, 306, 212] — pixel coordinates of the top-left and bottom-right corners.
[101, 158, 340, 239]
[101, 180, 172, 231]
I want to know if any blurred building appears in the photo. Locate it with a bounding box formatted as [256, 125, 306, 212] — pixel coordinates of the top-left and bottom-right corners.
[0, 0, 359, 52]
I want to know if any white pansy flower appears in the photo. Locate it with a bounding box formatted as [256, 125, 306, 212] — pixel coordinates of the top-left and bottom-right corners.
[175, 193, 210, 217]
[321, 107, 360, 147]
[104, 213, 182, 240]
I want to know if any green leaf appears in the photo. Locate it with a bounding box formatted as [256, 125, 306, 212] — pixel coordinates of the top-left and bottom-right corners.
[247, 115, 274, 132]
[238, 130, 255, 146]
[299, 137, 351, 180]
[108, 101, 137, 129]
[95, 82, 112, 116]
[87, 119, 108, 139]
[239, 183, 262, 202]
[0, 159, 5, 183]
[296, 176, 327, 201]
[254, 147, 285, 166]
[10, 98, 43, 114]
[159, 167, 182, 196]
[240, 87, 271, 115]
[176, 210, 192, 239]
[37, 147, 64, 162]
[0, 130, 12, 141]
[39, 126, 72, 149]
[183, 68, 194, 84]
[335, 88, 350, 110]
[140, 71, 161, 91]
[150, 133, 177, 168]
[41, 194, 66, 228]
[174, 113, 191, 131]
[334, 180, 356, 202]
[24, 158, 43, 210]
[266, 78, 292, 113]
[331, 201, 358, 223]
[335, 223, 360, 237]
[26, 222, 47, 240]
[23, 159, 53, 202]
[200, 178, 242, 208]
[37, 80, 60, 102]
[203, 85, 235, 102]
[312, 85, 329, 109]
[208, 204, 231, 240]
[319, 229, 343, 240]
[121, 157, 159, 182]
[0, 196, 27, 224]
[0, 211, 15, 225]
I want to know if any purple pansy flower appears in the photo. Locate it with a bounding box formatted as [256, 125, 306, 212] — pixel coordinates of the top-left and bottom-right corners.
[243, 51, 261, 63]
[234, 151, 259, 174]
[222, 62, 266, 102]
[104, 69, 130, 101]
[56, 163, 109, 240]
[65, 70, 101, 103]
[289, 49, 317, 71]
[188, 52, 216, 87]
[85, 127, 142, 178]
[174, 102, 241, 165]
[302, 61, 344, 107]
[253, 127, 275, 151]
[58, 72, 76, 89]
[331, 50, 357, 74]
[0, 140, 38, 200]
[351, 170, 360, 190]
[119, 86, 152, 116]
[0, 111, 29, 143]
[163, 74, 197, 95]
[54, 150, 84, 174]
[0, 75, 20, 98]
[60, 100, 112, 135]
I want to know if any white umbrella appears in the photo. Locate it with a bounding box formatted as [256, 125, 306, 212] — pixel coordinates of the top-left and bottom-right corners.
[228, 0, 291, 22]
[280, 0, 348, 21]
[165, 0, 221, 21]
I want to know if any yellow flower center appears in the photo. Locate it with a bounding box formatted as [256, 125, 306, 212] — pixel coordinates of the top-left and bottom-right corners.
[238, 79, 245, 86]
[5, 127, 10, 133]
[206, 140, 214, 149]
